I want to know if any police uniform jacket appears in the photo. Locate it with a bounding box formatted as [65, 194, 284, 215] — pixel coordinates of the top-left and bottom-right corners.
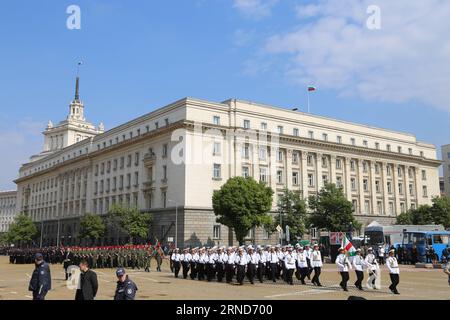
[28, 262, 52, 296]
[296, 252, 308, 268]
[352, 255, 365, 272]
[284, 253, 296, 270]
[114, 276, 138, 300]
[386, 256, 400, 274]
[310, 250, 323, 268]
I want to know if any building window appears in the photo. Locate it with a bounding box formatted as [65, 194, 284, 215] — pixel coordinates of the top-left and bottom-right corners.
[398, 146, 402, 153]
[127, 155, 132, 167]
[277, 126, 284, 134]
[337, 136, 342, 144]
[350, 138, 356, 146]
[134, 172, 139, 187]
[336, 176, 343, 188]
[260, 122, 267, 131]
[163, 165, 167, 180]
[422, 186, 428, 197]
[162, 191, 167, 208]
[213, 163, 222, 179]
[322, 133, 328, 141]
[308, 174, 315, 187]
[351, 178, 357, 191]
[387, 165, 392, 176]
[398, 183, 403, 195]
[375, 142, 380, 150]
[242, 144, 250, 159]
[292, 172, 299, 185]
[408, 148, 413, 155]
[400, 202, 406, 213]
[409, 184, 414, 196]
[162, 144, 168, 158]
[408, 168, 413, 178]
[363, 140, 368, 147]
[213, 116, 220, 125]
[350, 160, 356, 171]
[363, 161, 368, 173]
[135, 152, 140, 166]
[292, 152, 299, 164]
[336, 158, 342, 169]
[277, 170, 283, 184]
[387, 144, 391, 152]
[322, 156, 327, 168]
[389, 202, 394, 215]
[322, 175, 328, 185]
[352, 200, 358, 213]
[213, 142, 221, 156]
[307, 155, 313, 166]
[421, 170, 427, 180]
[276, 150, 283, 162]
[213, 226, 221, 239]
[308, 131, 314, 139]
[375, 180, 381, 193]
[259, 147, 267, 160]
[397, 166, 402, 177]
[165, 118, 169, 127]
[375, 163, 380, 174]
[242, 166, 249, 178]
[377, 201, 383, 215]
[364, 200, 370, 214]
[363, 179, 369, 192]
[243, 119, 250, 129]
[293, 128, 299, 137]
[259, 168, 268, 183]
[387, 181, 392, 194]
[420, 151, 424, 157]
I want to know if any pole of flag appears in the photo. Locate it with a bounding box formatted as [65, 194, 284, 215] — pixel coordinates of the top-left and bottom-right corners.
[307, 85, 316, 113]
[77, 61, 83, 76]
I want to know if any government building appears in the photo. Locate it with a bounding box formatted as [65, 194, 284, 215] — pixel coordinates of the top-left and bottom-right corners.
[14, 78, 441, 247]
[0, 190, 17, 233]
[442, 144, 450, 197]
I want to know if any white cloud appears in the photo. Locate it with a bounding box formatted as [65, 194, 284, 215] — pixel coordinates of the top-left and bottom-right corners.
[262, 0, 450, 113]
[233, 0, 279, 19]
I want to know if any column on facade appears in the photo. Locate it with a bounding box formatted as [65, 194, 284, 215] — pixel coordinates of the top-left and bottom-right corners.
[252, 142, 260, 183]
[316, 152, 323, 192]
[392, 163, 401, 216]
[357, 159, 365, 215]
[268, 145, 277, 195]
[329, 154, 336, 184]
[344, 157, 352, 201]
[381, 162, 390, 217]
[370, 161, 377, 215]
[301, 151, 309, 200]
[286, 149, 293, 190]
[404, 165, 411, 210]
[414, 166, 422, 206]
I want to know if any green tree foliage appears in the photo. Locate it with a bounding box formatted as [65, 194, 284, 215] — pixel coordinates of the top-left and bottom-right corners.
[5, 214, 37, 245]
[80, 213, 106, 242]
[212, 177, 274, 245]
[275, 188, 307, 241]
[396, 197, 450, 228]
[108, 204, 152, 244]
[308, 183, 361, 232]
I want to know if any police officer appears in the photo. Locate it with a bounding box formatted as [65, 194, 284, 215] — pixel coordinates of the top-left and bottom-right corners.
[310, 244, 323, 287]
[180, 248, 191, 279]
[224, 247, 236, 283]
[386, 249, 400, 294]
[336, 247, 352, 291]
[296, 247, 309, 285]
[246, 246, 258, 285]
[235, 248, 248, 285]
[28, 253, 52, 300]
[114, 268, 138, 300]
[284, 247, 296, 285]
[365, 247, 379, 289]
[352, 249, 365, 291]
[171, 248, 181, 278]
[268, 246, 279, 283]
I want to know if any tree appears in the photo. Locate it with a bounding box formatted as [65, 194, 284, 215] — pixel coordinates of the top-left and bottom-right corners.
[430, 196, 450, 228]
[275, 188, 307, 242]
[5, 214, 38, 245]
[411, 205, 433, 225]
[396, 211, 413, 225]
[80, 213, 106, 244]
[108, 204, 152, 244]
[212, 177, 274, 245]
[308, 183, 361, 232]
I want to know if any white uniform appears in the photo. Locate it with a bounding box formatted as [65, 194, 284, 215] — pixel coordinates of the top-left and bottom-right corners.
[171, 253, 181, 262]
[268, 252, 279, 264]
[386, 256, 400, 274]
[235, 254, 249, 266]
[352, 254, 365, 271]
[335, 254, 352, 272]
[296, 251, 308, 268]
[310, 250, 323, 267]
[284, 253, 296, 270]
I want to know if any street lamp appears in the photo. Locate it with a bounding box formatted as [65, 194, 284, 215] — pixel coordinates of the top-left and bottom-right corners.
[168, 199, 178, 249]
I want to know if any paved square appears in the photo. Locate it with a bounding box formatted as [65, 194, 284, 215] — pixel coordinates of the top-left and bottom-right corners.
[0, 257, 447, 300]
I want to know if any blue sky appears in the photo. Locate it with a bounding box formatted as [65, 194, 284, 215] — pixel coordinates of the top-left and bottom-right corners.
[0, 0, 449, 189]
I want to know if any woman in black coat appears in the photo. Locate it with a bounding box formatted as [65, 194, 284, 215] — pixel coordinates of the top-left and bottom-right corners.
[75, 260, 98, 300]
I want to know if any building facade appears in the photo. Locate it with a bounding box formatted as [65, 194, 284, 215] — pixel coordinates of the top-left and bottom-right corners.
[14, 80, 442, 247]
[442, 144, 450, 197]
[0, 191, 17, 233]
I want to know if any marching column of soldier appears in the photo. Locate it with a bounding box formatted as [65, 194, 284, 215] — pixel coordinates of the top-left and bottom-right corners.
[7, 244, 165, 273]
[170, 243, 402, 294]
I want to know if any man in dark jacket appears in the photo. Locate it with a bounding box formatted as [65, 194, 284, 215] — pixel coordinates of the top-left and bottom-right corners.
[28, 253, 52, 300]
[114, 268, 138, 300]
[75, 259, 99, 300]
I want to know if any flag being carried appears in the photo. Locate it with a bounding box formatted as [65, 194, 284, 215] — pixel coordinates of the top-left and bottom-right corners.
[341, 234, 357, 256]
